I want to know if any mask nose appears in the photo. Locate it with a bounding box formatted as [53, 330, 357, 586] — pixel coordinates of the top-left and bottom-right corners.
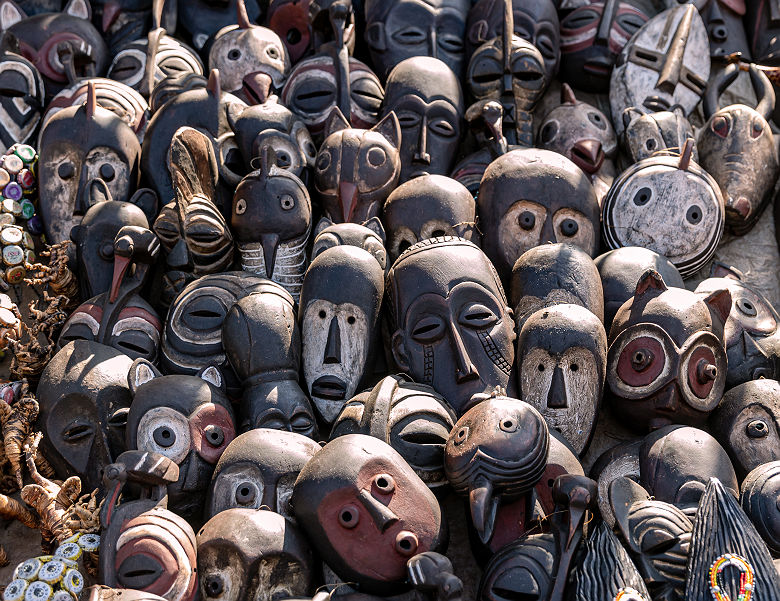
[656, 4, 694, 94]
[324, 316, 341, 364]
[546, 365, 568, 409]
[358, 489, 399, 532]
[447, 320, 479, 383]
[181, 450, 201, 492]
[166, 238, 192, 269]
[413, 116, 431, 164]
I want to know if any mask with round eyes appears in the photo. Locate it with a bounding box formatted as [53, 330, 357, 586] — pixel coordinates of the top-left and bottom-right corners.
[206, 429, 320, 520]
[595, 247, 684, 333]
[445, 396, 549, 546]
[300, 245, 384, 425]
[700, 0, 751, 59]
[221, 282, 318, 439]
[126, 360, 236, 523]
[601, 140, 724, 279]
[559, 1, 648, 93]
[711, 379, 780, 480]
[478, 148, 600, 284]
[695, 266, 780, 388]
[699, 64, 779, 235]
[281, 53, 384, 143]
[331, 374, 457, 488]
[382, 57, 464, 183]
[685, 478, 780, 601]
[610, 477, 692, 601]
[639, 426, 738, 514]
[197, 509, 314, 601]
[364, 0, 469, 80]
[292, 434, 446, 594]
[70, 200, 149, 300]
[607, 270, 731, 432]
[0, 49, 44, 148]
[177, 0, 262, 51]
[477, 533, 557, 601]
[315, 108, 401, 224]
[39, 83, 141, 245]
[231, 153, 311, 302]
[621, 106, 698, 164]
[162, 272, 271, 399]
[0, 0, 108, 95]
[383, 174, 477, 264]
[37, 340, 133, 492]
[387, 237, 517, 416]
[610, 5, 710, 136]
[209, 2, 291, 103]
[511, 243, 604, 329]
[741, 461, 780, 556]
[153, 127, 234, 307]
[517, 305, 606, 456]
[267, 0, 313, 63]
[311, 216, 387, 272]
[570, 522, 651, 601]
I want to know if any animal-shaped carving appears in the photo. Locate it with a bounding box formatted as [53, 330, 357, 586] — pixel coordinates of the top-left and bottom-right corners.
[311, 216, 387, 272]
[314, 108, 401, 224]
[621, 107, 698, 164]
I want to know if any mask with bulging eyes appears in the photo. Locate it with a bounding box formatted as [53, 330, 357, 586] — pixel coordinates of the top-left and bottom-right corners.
[197, 508, 315, 601]
[609, 5, 710, 136]
[559, 0, 648, 93]
[610, 477, 691, 601]
[221, 283, 318, 438]
[477, 148, 600, 285]
[36, 340, 133, 492]
[621, 106, 698, 164]
[477, 532, 557, 601]
[126, 360, 236, 523]
[517, 304, 606, 456]
[601, 140, 724, 279]
[281, 52, 384, 143]
[292, 434, 446, 595]
[331, 374, 457, 488]
[206, 429, 320, 520]
[314, 108, 401, 224]
[383, 174, 478, 264]
[741, 461, 780, 556]
[0, 49, 44, 148]
[311, 216, 387, 272]
[38, 83, 141, 245]
[382, 57, 464, 183]
[208, 2, 291, 103]
[639, 425, 739, 513]
[695, 264, 780, 388]
[711, 379, 780, 480]
[387, 237, 517, 416]
[299, 245, 384, 425]
[607, 270, 730, 432]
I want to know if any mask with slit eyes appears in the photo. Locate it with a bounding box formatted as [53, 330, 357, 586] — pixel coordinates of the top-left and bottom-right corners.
[387, 237, 517, 416]
[0, 49, 44, 148]
[609, 5, 710, 136]
[517, 304, 606, 456]
[381, 57, 464, 183]
[331, 374, 457, 488]
[477, 532, 557, 601]
[695, 264, 780, 388]
[610, 477, 691, 601]
[606, 270, 730, 432]
[601, 140, 725, 279]
[741, 461, 780, 556]
[639, 425, 738, 513]
[126, 360, 236, 523]
[383, 174, 477, 264]
[311, 216, 387, 272]
[477, 148, 600, 285]
[206, 429, 320, 521]
[299, 245, 384, 426]
[364, 0, 469, 79]
[221, 283, 318, 438]
[38, 83, 141, 245]
[197, 508, 315, 601]
[710, 379, 780, 480]
[37, 339, 133, 492]
[291, 434, 446, 595]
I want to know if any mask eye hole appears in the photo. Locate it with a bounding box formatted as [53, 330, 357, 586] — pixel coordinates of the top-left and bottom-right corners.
[633, 187, 652, 206]
[235, 481, 258, 505]
[339, 504, 360, 528]
[373, 474, 396, 494]
[453, 426, 469, 445]
[518, 210, 536, 230]
[686, 205, 702, 224]
[153, 425, 176, 447]
[746, 419, 769, 438]
[712, 115, 729, 137]
[204, 424, 224, 447]
[228, 48, 241, 60]
[736, 298, 757, 317]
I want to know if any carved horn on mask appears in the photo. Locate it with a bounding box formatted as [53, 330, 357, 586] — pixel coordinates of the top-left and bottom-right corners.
[703, 62, 739, 120]
[750, 64, 776, 121]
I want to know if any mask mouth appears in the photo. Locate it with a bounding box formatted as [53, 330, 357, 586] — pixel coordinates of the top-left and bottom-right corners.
[643, 96, 671, 112]
[311, 375, 347, 400]
[584, 57, 612, 76]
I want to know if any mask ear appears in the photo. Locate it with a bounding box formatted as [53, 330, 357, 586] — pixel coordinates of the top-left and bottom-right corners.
[0, 1, 25, 31]
[634, 269, 667, 297]
[323, 107, 351, 138]
[364, 21, 386, 51]
[314, 216, 333, 236]
[709, 261, 743, 281]
[128, 358, 162, 395]
[63, 0, 91, 20]
[622, 107, 642, 129]
[128, 188, 158, 223]
[609, 477, 650, 551]
[198, 364, 225, 390]
[702, 288, 732, 324]
[363, 216, 385, 243]
[371, 111, 401, 149]
[391, 330, 410, 371]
